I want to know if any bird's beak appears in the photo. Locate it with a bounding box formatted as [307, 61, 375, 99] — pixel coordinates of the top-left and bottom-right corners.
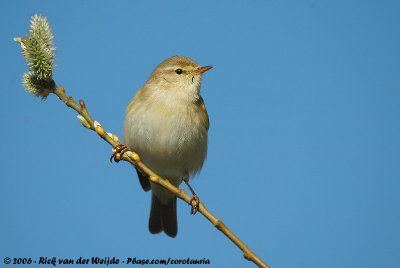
[194, 65, 213, 74]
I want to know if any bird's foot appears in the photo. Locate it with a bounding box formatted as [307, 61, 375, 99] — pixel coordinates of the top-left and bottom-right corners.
[183, 175, 200, 214]
[110, 144, 129, 163]
[189, 195, 200, 215]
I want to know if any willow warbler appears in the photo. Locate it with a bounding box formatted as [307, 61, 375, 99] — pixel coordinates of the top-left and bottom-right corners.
[123, 55, 212, 237]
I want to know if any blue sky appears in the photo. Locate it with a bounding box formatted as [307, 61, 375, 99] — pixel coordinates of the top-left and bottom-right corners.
[1, 1, 400, 268]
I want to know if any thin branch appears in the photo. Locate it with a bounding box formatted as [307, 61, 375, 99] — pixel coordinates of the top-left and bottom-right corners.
[53, 85, 269, 268]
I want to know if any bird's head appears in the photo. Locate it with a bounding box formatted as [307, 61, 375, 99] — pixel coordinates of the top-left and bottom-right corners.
[146, 55, 212, 102]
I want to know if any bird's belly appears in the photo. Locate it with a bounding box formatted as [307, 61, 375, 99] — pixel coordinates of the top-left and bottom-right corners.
[124, 104, 208, 183]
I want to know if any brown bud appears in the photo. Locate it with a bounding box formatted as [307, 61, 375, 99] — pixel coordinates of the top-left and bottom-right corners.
[79, 99, 86, 109]
[66, 96, 73, 106]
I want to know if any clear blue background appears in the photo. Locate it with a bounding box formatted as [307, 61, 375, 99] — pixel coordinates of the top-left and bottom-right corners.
[1, 1, 399, 268]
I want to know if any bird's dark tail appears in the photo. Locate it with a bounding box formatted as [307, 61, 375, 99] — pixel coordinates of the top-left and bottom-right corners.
[149, 194, 177, 238]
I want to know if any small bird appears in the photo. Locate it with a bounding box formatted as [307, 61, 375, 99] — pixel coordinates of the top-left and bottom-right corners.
[123, 56, 212, 237]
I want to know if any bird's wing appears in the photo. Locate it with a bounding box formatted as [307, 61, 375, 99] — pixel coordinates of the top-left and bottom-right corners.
[197, 96, 209, 130]
[135, 167, 151, 192]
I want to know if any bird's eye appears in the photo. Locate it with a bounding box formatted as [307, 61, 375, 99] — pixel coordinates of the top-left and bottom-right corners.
[175, 69, 183, 75]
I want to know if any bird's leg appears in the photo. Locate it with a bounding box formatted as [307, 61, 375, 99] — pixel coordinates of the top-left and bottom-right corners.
[183, 174, 200, 215]
[110, 144, 129, 163]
